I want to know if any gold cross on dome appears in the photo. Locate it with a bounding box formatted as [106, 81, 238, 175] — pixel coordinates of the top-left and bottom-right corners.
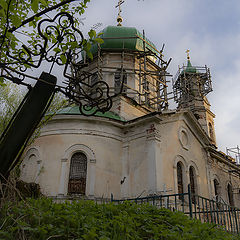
[115, 0, 125, 26]
[186, 49, 190, 60]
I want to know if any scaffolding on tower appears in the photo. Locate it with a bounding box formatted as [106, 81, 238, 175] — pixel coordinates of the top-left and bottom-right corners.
[227, 146, 240, 165]
[69, 30, 172, 113]
[172, 64, 213, 107]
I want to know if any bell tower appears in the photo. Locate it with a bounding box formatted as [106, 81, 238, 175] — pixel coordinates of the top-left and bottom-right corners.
[173, 51, 216, 145]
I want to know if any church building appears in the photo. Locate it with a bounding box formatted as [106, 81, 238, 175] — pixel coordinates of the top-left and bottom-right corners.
[20, 10, 240, 208]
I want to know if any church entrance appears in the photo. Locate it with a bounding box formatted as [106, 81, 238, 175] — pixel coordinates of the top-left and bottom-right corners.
[68, 152, 87, 195]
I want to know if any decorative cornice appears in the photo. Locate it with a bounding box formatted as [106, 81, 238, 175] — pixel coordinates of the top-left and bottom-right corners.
[146, 123, 161, 142]
[90, 159, 96, 163]
[206, 147, 240, 172]
[146, 132, 161, 142]
[178, 126, 190, 151]
[40, 129, 123, 142]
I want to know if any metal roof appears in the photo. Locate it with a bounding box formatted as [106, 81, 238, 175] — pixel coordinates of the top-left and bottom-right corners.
[91, 25, 158, 56]
[56, 106, 126, 122]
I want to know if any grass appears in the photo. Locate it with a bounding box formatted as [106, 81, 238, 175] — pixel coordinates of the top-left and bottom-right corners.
[0, 198, 239, 240]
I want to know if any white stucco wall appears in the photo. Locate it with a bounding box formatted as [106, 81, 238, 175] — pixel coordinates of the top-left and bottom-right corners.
[21, 115, 123, 199]
[20, 109, 240, 207]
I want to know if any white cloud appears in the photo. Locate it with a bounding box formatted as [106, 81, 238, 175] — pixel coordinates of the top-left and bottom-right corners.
[80, 0, 240, 152]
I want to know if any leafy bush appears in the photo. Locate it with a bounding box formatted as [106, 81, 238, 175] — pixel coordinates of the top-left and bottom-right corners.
[0, 198, 239, 240]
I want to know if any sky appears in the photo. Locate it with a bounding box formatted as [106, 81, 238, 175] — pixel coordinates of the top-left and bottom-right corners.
[73, 0, 240, 153]
[12, 0, 240, 153]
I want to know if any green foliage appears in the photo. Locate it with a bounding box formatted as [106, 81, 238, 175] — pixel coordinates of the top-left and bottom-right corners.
[82, 30, 104, 60]
[0, 82, 25, 134]
[0, 82, 67, 137]
[0, 0, 93, 85]
[0, 198, 239, 240]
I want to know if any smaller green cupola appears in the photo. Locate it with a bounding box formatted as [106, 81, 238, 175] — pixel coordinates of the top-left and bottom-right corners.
[184, 59, 197, 73]
[181, 50, 197, 74]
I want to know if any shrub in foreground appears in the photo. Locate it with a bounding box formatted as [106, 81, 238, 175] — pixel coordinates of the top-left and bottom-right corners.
[0, 198, 239, 239]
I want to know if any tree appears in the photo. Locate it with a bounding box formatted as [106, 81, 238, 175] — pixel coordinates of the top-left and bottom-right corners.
[0, 0, 107, 180]
[0, 82, 25, 133]
[0, 81, 67, 138]
[0, 0, 103, 86]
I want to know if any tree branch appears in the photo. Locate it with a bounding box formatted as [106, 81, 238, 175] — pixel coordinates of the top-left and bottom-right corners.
[8, 0, 79, 34]
[0, 0, 12, 51]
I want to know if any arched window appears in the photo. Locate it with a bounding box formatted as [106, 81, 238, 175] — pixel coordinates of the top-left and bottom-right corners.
[227, 183, 234, 207]
[22, 154, 38, 183]
[189, 166, 197, 203]
[90, 72, 99, 99]
[68, 152, 87, 195]
[91, 72, 98, 85]
[114, 69, 127, 95]
[214, 179, 220, 197]
[177, 162, 184, 199]
[208, 122, 214, 140]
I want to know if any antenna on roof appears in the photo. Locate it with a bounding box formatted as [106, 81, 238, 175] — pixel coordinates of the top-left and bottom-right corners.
[115, 0, 125, 26]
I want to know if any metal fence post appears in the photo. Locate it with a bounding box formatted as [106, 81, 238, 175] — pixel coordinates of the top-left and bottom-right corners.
[111, 190, 240, 233]
[234, 208, 239, 233]
[188, 184, 193, 218]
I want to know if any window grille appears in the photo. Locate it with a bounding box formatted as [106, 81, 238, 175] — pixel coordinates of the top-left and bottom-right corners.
[214, 179, 219, 197]
[68, 152, 87, 195]
[189, 166, 196, 203]
[90, 72, 99, 99]
[209, 122, 214, 140]
[91, 72, 98, 85]
[177, 162, 184, 200]
[227, 183, 234, 207]
[114, 69, 127, 95]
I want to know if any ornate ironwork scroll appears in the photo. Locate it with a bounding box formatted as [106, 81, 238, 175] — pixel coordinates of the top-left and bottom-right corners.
[0, 12, 118, 116]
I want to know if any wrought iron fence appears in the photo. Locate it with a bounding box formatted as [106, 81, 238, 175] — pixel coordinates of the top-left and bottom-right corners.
[111, 185, 240, 234]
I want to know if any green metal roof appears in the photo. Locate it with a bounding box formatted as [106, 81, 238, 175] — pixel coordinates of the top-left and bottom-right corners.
[91, 25, 158, 56]
[56, 105, 126, 122]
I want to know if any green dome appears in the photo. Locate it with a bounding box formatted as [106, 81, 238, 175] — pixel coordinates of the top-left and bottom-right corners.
[56, 105, 126, 122]
[91, 25, 158, 57]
